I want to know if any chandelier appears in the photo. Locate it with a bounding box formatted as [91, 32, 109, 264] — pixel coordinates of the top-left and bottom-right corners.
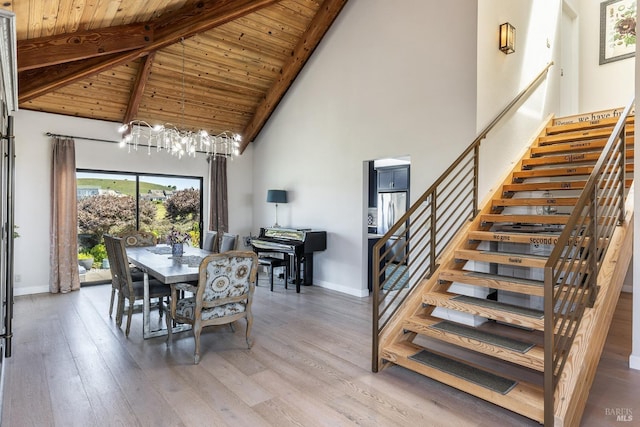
[118, 122, 241, 158]
[118, 37, 241, 159]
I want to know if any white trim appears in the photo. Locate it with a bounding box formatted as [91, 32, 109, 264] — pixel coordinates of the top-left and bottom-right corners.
[14, 285, 48, 296]
[314, 280, 369, 298]
[630, 353, 640, 371]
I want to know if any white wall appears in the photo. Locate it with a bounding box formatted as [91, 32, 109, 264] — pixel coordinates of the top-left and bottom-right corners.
[251, 0, 479, 297]
[12, 110, 253, 295]
[579, 0, 636, 111]
[477, 0, 562, 200]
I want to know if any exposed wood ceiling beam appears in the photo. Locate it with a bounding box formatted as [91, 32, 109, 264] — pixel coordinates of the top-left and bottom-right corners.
[239, 0, 349, 152]
[123, 52, 156, 125]
[17, 0, 279, 103]
[17, 23, 153, 72]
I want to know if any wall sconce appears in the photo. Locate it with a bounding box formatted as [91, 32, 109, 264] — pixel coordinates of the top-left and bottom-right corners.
[499, 22, 516, 54]
[266, 189, 288, 227]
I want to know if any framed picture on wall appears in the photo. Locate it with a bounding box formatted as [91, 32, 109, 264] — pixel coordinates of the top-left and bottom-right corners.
[599, 0, 637, 65]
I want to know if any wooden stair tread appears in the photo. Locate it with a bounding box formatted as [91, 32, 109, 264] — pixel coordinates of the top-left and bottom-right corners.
[538, 126, 635, 145]
[468, 230, 597, 249]
[481, 213, 618, 227]
[530, 137, 632, 156]
[480, 213, 572, 225]
[547, 115, 634, 135]
[502, 179, 633, 193]
[522, 149, 633, 168]
[421, 291, 545, 331]
[512, 164, 633, 180]
[467, 230, 560, 245]
[381, 341, 544, 423]
[438, 269, 545, 296]
[513, 164, 633, 179]
[454, 248, 548, 268]
[492, 197, 578, 207]
[405, 315, 544, 368]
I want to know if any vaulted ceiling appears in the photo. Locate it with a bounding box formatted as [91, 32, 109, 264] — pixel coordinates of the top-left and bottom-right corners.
[0, 0, 348, 153]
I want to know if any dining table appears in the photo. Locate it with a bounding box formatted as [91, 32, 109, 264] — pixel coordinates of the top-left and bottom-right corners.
[126, 244, 212, 339]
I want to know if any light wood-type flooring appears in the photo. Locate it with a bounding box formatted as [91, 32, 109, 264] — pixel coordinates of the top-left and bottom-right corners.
[2, 276, 638, 426]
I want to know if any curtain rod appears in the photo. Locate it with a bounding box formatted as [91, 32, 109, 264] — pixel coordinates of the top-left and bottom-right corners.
[45, 131, 225, 157]
[46, 132, 120, 144]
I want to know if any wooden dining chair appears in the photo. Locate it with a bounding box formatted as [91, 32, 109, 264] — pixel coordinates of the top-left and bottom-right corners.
[103, 234, 122, 319]
[164, 251, 258, 364]
[118, 229, 155, 281]
[202, 230, 219, 252]
[219, 232, 239, 252]
[111, 236, 172, 337]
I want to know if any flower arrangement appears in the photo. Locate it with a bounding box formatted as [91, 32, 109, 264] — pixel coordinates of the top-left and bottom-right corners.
[166, 227, 191, 245]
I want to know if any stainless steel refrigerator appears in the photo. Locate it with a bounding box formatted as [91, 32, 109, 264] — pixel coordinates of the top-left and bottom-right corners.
[377, 191, 407, 262]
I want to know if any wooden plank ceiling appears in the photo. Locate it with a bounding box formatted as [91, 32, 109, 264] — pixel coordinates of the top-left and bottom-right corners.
[0, 0, 348, 153]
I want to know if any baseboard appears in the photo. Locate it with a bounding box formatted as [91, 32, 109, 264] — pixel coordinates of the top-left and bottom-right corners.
[621, 284, 633, 293]
[314, 280, 369, 297]
[630, 354, 640, 371]
[14, 285, 49, 296]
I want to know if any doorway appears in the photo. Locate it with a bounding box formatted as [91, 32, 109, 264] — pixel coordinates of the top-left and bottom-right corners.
[363, 156, 411, 293]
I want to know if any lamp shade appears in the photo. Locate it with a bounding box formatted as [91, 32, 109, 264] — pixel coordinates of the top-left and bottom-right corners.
[266, 189, 288, 204]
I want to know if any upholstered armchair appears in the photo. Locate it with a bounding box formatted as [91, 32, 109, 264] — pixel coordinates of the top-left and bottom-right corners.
[164, 251, 258, 364]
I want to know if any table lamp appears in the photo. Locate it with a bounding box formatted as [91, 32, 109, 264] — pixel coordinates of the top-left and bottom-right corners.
[266, 189, 287, 227]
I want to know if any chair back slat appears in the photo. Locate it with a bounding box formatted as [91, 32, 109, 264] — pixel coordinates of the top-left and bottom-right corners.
[110, 236, 136, 296]
[103, 234, 121, 288]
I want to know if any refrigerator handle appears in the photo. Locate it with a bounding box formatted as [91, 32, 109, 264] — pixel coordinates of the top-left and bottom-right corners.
[387, 200, 393, 228]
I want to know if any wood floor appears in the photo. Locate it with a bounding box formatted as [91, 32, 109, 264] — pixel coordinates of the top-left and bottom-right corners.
[2, 277, 638, 426]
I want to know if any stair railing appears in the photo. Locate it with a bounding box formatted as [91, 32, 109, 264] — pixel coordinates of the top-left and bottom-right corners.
[372, 62, 554, 372]
[543, 99, 634, 426]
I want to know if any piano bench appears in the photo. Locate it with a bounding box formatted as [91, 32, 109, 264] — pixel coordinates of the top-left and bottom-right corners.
[258, 257, 289, 291]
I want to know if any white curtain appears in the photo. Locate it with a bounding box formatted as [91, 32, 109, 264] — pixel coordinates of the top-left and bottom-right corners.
[50, 137, 80, 293]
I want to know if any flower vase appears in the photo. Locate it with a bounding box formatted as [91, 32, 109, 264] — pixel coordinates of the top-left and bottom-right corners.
[172, 243, 184, 256]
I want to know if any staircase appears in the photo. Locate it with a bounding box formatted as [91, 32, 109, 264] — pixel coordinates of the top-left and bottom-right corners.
[373, 107, 634, 426]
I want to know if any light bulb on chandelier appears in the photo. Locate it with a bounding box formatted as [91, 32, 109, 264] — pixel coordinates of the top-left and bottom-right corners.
[118, 121, 241, 159]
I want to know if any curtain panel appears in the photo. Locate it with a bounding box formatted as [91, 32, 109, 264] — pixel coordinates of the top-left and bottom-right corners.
[208, 155, 228, 238]
[50, 137, 80, 293]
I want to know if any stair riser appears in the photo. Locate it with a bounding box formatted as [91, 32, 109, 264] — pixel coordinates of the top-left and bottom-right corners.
[455, 251, 547, 268]
[438, 270, 545, 297]
[421, 297, 545, 331]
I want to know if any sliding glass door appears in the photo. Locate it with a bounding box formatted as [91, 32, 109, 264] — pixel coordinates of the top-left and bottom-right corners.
[77, 170, 202, 285]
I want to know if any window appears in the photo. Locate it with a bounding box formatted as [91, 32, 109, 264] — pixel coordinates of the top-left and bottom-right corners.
[77, 170, 203, 285]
